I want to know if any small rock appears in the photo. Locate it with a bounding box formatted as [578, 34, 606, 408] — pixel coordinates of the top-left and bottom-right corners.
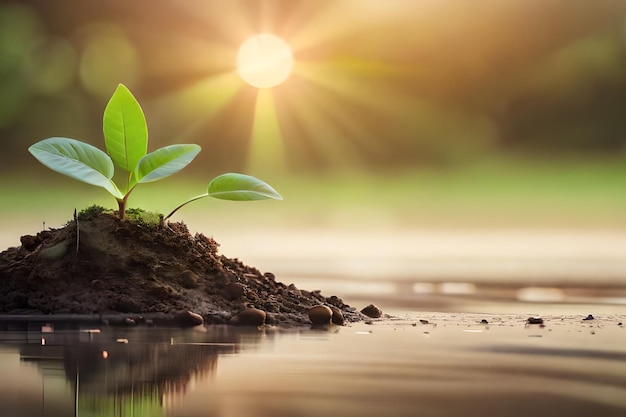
[263, 272, 276, 281]
[287, 284, 302, 296]
[361, 304, 382, 318]
[480, 319, 489, 324]
[231, 308, 266, 326]
[174, 311, 204, 327]
[327, 295, 344, 308]
[308, 305, 333, 326]
[123, 317, 136, 326]
[223, 282, 246, 301]
[583, 314, 595, 321]
[20, 234, 41, 252]
[330, 306, 345, 325]
[419, 319, 429, 324]
[527, 316, 544, 325]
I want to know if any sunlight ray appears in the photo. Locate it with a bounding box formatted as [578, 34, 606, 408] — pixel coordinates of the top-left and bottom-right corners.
[246, 89, 288, 174]
[151, 72, 244, 142]
[288, 2, 359, 53]
[291, 60, 424, 155]
[172, 2, 254, 44]
[277, 82, 365, 168]
[294, 60, 414, 116]
[308, 90, 390, 158]
[289, 1, 424, 53]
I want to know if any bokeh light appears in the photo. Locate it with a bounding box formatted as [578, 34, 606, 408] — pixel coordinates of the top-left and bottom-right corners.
[78, 23, 139, 99]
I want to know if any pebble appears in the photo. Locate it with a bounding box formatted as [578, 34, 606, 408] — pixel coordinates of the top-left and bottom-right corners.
[20, 234, 41, 252]
[527, 316, 544, 325]
[420, 319, 429, 324]
[361, 304, 383, 318]
[583, 314, 595, 321]
[308, 305, 333, 326]
[231, 307, 266, 326]
[330, 306, 345, 325]
[174, 311, 204, 327]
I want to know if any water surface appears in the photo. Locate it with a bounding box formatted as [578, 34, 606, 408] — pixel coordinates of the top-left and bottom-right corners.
[1, 314, 625, 417]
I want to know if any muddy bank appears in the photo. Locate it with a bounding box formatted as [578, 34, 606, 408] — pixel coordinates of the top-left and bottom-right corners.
[0, 208, 371, 326]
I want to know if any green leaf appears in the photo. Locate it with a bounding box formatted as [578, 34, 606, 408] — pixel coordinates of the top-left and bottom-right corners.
[103, 83, 148, 172]
[28, 137, 124, 199]
[208, 173, 283, 201]
[133, 144, 201, 184]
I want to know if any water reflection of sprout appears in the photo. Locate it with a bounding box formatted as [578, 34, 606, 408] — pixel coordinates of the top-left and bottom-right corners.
[13, 326, 272, 415]
[35, 328, 254, 415]
[63, 342, 232, 396]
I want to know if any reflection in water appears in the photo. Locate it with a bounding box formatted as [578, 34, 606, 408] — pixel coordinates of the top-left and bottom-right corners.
[1, 316, 626, 417]
[0, 325, 250, 417]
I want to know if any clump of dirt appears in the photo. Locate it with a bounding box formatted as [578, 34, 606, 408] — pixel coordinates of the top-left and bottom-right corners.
[0, 207, 365, 326]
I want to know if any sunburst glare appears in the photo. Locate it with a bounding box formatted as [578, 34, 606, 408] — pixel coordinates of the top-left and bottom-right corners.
[153, 1, 498, 173]
[237, 34, 293, 88]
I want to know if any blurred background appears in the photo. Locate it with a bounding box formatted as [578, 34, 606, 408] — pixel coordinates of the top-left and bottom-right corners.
[1, 0, 626, 314]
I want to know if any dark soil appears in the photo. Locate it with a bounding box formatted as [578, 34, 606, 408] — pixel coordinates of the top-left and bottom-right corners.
[0, 208, 366, 326]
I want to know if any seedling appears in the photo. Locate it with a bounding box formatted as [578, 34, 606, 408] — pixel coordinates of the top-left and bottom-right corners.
[29, 84, 282, 220]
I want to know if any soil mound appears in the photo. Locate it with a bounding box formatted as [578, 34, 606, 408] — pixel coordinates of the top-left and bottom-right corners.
[0, 207, 365, 326]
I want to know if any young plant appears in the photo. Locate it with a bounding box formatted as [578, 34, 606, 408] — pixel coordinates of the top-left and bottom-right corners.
[29, 84, 282, 220]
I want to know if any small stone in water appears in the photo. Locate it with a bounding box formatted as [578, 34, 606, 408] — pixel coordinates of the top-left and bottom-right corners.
[231, 308, 266, 326]
[583, 314, 595, 321]
[308, 305, 333, 326]
[174, 310, 204, 327]
[527, 317, 544, 325]
[420, 319, 429, 324]
[330, 306, 345, 325]
[480, 319, 489, 324]
[361, 304, 383, 318]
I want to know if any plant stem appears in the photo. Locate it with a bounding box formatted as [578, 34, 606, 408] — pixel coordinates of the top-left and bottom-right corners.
[117, 185, 137, 220]
[117, 198, 127, 220]
[163, 193, 208, 223]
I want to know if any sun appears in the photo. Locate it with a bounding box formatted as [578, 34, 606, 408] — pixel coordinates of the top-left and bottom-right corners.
[237, 34, 294, 88]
